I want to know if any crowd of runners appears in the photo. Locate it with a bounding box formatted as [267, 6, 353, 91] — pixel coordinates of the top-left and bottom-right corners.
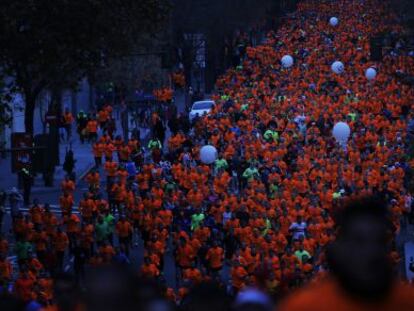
[1, 0, 414, 309]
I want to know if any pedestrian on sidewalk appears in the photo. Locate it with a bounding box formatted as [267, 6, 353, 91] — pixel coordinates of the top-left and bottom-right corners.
[19, 167, 34, 206]
[76, 110, 88, 144]
[8, 187, 23, 222]
[63, 108, 74, 142]
[63, 149, 77, 180]
[87, 117, 98, 143]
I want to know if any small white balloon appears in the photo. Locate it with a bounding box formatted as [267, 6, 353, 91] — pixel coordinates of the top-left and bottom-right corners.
[200, 145, 218, 164]
[281, 55, 294, 68]
[333, 122, 351, 144]
[331, 61, 344, 74]
[330, 17, 339, 26]
[365, 67, 377, 80]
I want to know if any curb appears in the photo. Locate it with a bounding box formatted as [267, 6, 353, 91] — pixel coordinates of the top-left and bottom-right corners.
[76, 162, 95, 185]
[29, 162, 95, 194]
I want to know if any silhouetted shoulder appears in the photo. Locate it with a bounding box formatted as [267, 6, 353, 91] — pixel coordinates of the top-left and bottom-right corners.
[278, 279, 336, 311]
[278, 279, 414, 311]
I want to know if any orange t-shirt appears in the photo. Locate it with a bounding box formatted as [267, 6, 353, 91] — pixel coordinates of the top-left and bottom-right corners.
[104, 161, 118, 177]
[14, 277, 34, 302]
[87, 120, 98, 133]
[176, 244, 195, 268]
[64, 113, 74, 125]
[206, 247, 224, 269]
[116, 221, 132, 238]
[0, 259, 12, 279]
[98, 110, 109, 123]
[278, 278, 414, 311]
[53, 232, 69, 252]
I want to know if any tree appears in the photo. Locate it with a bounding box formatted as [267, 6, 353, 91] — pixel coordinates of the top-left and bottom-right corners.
[0, 83, 13, 128]
[0, 0, 171, 134]
[172, 0, 280, 91]
[0, 74, 14, 155]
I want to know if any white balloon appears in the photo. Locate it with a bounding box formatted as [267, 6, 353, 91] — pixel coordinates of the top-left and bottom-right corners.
[333, 122, 351, 144]
[200, 145, 218, 164]
[281, 55, 294, 68]
[331, 61, 344, 74]
[365, 67, 377, 80]
[330, 17, 339, 26]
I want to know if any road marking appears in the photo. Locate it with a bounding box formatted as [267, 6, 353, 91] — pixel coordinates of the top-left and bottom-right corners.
[64, 256, 74, 272]
[5, 204, 74, 209]
[5, 205, 80, 214]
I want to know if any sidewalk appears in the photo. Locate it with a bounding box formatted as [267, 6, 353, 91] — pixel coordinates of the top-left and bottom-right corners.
[0, 132, 95, 194]
[0, 155, 19, 192]
[0, 111, 152, 195]
[51, 136, 95, 187]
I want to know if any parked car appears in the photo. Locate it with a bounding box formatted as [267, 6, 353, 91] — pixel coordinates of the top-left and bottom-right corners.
[189, 100, 215, 121]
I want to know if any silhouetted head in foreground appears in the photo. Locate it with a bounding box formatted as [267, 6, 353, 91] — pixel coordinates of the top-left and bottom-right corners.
[327, 195, 394, 301]
[180, 282, 231, 311]
[279, 196, 414, 311]
[0, 294, 25, 311]
[54, 273, 80, 311]
[83, 266, 172, 311]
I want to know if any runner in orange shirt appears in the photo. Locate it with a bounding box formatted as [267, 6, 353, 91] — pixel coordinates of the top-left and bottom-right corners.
[63, 108, 74, 141]
[116, 216, 133, 256]
[59, 192, 74, 216]
[0, 253, 12, 289]
[61, 175, 75, 194]
[52, 227, 69, 271]
[87, 118, 98, 142]
[85, 169, 100, 190]
[93, 141, 105, 167]
[205, 242, 224, 278]
[14, 268, 35, 303]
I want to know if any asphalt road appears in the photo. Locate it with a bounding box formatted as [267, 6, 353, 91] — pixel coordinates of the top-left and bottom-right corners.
[1, 91, 192, 288]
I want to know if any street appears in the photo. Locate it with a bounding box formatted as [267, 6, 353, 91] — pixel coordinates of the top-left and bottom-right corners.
[0, 90, 190, 289]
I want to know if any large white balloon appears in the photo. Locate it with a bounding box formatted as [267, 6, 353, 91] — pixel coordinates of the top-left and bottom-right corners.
[200, 145, 218, 164]
[333, 122, 351, 144]
[281, 55, 294, 68]
[331, 61, 344, 74]
[365, 67, 377, 80]
[329, 17, 339, 26]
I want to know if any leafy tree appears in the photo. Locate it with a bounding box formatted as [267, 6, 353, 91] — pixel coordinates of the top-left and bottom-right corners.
[0, 74, 14, 152]
[0, 86, 13, 127]
[172, 0, 284, 91]
[0, 0, 171, 134]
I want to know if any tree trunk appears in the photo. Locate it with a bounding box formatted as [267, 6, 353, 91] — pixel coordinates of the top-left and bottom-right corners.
[88, 81, 95, 111]
[38, 95, 47, 134]
[71, 90, 78, 116]
[50, 88, 62, 166]
[51, 88, 62, 113]
[24, 93, 36, 135]
[205, 40, 217, 93]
